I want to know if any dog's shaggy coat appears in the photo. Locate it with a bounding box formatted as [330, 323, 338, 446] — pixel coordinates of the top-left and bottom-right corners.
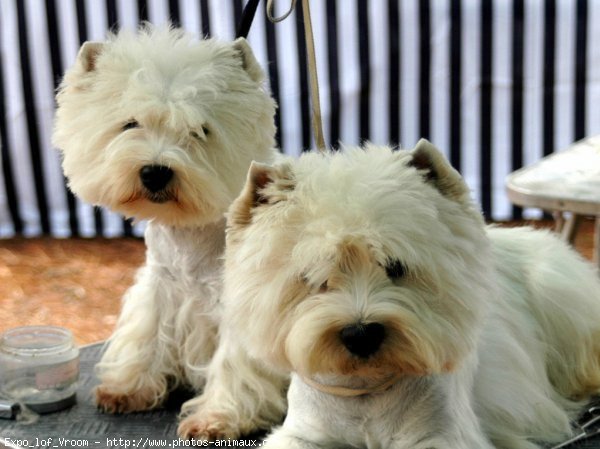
[53, 26, 281, 435]
[213, 140, 600, 448]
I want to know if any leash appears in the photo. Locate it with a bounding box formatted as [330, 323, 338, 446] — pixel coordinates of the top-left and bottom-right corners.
[236, 0, 261, 39]
[236, 0, 326, 153]
[267, 0, 326, 153]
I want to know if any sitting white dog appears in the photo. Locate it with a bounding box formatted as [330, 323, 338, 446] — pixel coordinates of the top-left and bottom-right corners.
[52, 26, 282, 431]
[217, 140, 600, 448]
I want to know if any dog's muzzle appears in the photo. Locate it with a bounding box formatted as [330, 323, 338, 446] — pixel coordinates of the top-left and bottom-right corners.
[340, 322, 386, 358]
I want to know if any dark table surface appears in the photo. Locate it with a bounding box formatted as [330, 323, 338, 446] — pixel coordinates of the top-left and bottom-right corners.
[1, 343, 599, 449]
[0, 343, 262, 448]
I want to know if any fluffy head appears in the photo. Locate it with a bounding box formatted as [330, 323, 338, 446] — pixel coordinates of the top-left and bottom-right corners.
[53, 25, 276, 227]
[223, 140, 493, 385]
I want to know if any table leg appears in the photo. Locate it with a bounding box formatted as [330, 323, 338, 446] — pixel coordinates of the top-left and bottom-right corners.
[594, 217, 600, 272]
[561, 214, 581, 245]
[553, 211, 565, 233]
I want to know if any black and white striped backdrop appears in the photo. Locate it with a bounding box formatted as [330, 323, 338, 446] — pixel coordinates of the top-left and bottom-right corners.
[1, 0, 599, 237]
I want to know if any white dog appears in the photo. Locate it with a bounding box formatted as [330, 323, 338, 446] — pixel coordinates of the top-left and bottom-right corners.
[217, 140, 600, 448]
[52, 25, 282, 430]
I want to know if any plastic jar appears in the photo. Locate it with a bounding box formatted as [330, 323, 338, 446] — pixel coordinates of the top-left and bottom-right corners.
[0, 326, 79, 413]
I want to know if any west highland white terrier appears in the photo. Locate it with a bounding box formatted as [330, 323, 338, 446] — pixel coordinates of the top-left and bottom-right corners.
[216, 140, 600, 448]
[52, 25, 282, 433]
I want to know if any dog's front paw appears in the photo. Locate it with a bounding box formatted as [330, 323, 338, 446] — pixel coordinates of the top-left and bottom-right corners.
[177, 412, 239, 441]
[95, 384, 164, 413]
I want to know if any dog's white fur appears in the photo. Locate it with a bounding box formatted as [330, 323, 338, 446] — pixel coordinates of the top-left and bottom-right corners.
[218, 140, 600, 448]
[52, 25, 280, 430]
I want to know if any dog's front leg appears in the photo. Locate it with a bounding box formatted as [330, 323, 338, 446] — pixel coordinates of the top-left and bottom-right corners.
[95, 263, 177, 413]
[386, 372, 495, 449]
[260, 428, 337, 449]
[388, 435, 495, 449]
[178, 329, 289, 440]
[386, 423, 495, 449]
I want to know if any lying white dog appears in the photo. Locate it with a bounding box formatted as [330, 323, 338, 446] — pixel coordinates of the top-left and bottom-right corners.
[216, 140, 600, 448]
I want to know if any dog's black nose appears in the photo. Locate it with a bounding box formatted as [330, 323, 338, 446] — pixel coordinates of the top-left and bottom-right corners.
[139, 165, 174, 193]
[340, 322, 386, 358]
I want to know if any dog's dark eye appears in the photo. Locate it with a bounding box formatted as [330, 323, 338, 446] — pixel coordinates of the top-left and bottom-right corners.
[319, 280, 328, 293]
[385, 259, 407, 280]
[122, 120, 139, 131]
[300, 274, 329, 293]
[190, 126, 209, 141]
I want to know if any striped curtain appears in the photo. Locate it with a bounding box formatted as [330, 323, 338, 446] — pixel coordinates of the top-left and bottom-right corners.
[1, 0, 599, 237]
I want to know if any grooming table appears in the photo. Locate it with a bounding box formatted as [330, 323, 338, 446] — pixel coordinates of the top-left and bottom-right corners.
[506, 136, 600, 269]
[1, 343, 598, 448]
[0, 343, 263, 448]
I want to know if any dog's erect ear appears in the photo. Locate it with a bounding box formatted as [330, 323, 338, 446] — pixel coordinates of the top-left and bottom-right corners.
[77, 42, 104, 72]
[228, 161, 294, 228]
[232, 38, 265, 83]
[408, 139, 471, 203]
[247, 161, 277, 205]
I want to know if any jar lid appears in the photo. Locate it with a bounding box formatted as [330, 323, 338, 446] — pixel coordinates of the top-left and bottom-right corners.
[26, 392, 77, 414]
[0, 326, 74, 357]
